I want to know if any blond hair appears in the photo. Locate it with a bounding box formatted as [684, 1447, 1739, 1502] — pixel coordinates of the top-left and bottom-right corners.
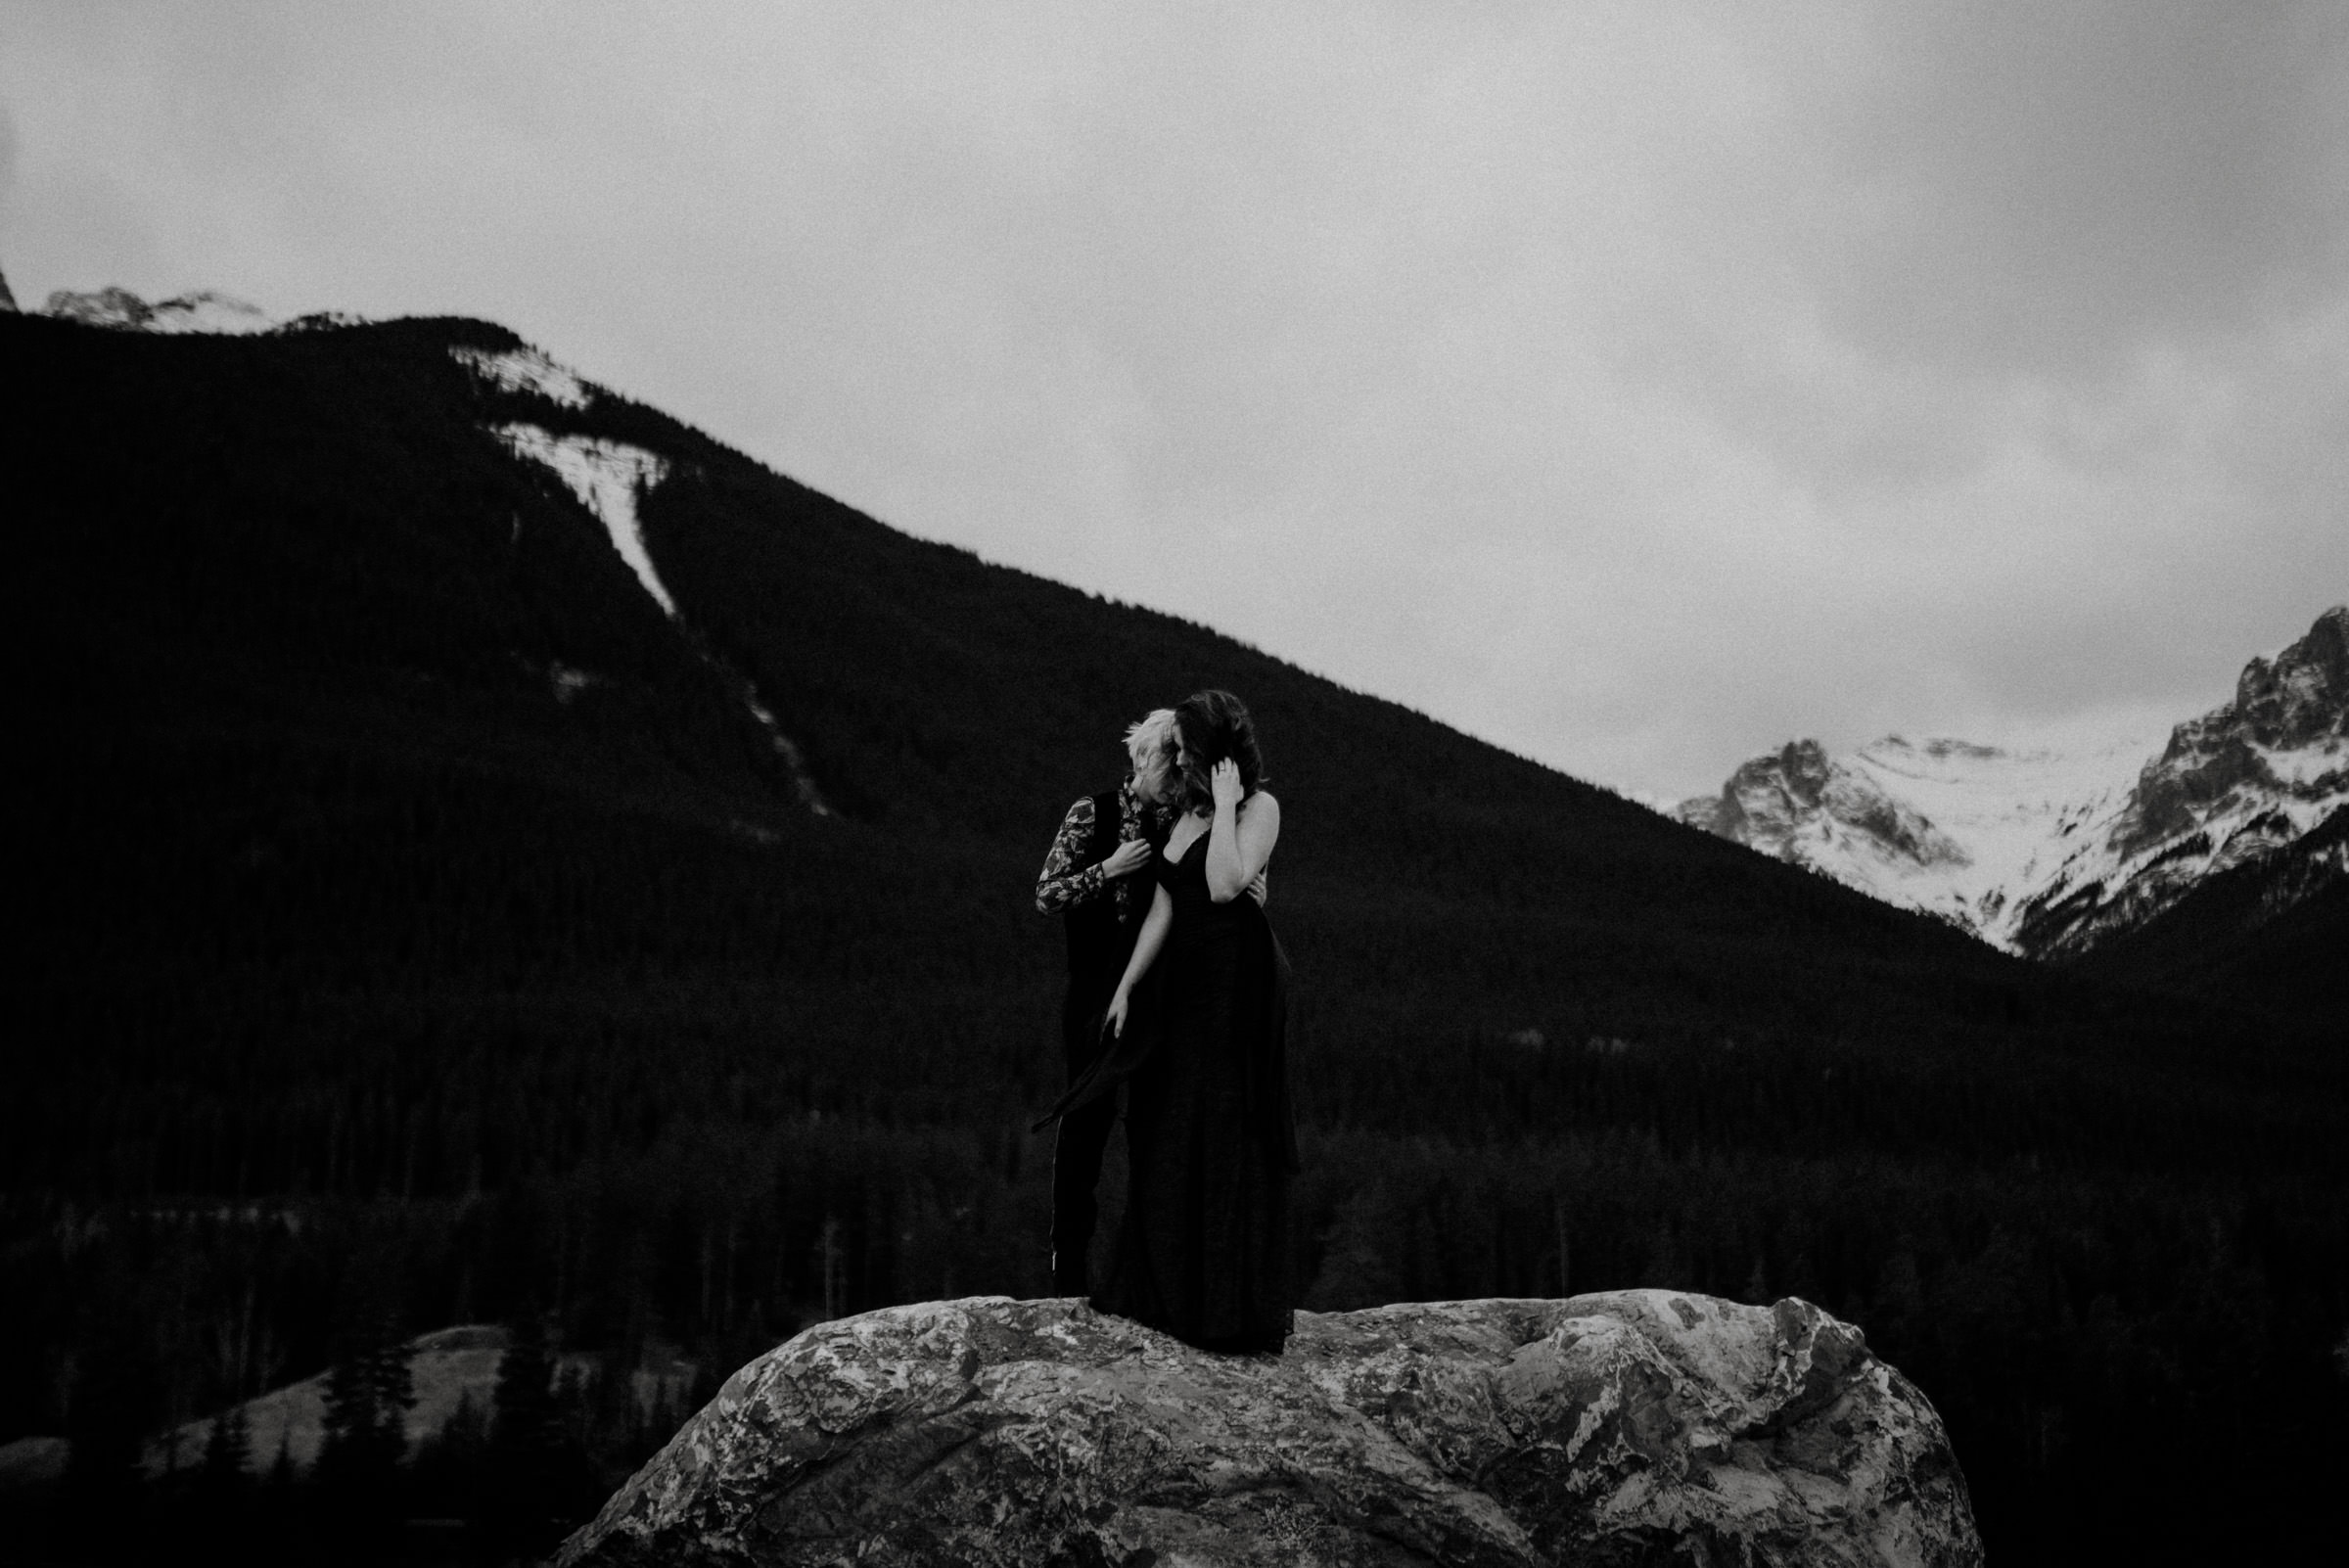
[1125, 708, 1178, 772]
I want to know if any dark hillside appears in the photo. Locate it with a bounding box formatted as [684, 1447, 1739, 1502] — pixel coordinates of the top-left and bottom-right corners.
[2073, 807, 2348, 1023]
[8, 311, 2342, 1563]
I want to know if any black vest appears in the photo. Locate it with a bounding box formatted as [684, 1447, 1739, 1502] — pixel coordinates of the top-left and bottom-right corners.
[1063, 788, 1146, 990]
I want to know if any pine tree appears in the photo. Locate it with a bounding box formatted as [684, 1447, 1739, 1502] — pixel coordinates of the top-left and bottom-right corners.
[491, 1313, 556, 1458]
[62, 1322, 154, 1516]
[319, 1329, 412, 1535]
[267, 1426, 297, 1492]
[318, 1340, 381, 1489]
[485, 1311, 561, 1552]
[201, 1402, 253, 1493]
[368, 1340, 418, 1463]
[193, 1401, 256, 1546]
[409, 1388, 490, 1524]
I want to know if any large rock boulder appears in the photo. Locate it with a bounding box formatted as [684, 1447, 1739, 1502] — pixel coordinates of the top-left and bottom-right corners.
[559, 1291, 1976, 1568]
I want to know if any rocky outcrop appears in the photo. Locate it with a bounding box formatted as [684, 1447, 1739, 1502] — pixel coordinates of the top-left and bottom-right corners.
[2017, 605, 2347, 956]
[2099, 605, 2347, 862]
[1676, 740, 1970, 875]
[557, 1292, 1978, 1568]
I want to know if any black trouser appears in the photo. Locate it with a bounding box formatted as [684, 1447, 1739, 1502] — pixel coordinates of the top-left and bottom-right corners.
[1049, 977, 1120, 1295]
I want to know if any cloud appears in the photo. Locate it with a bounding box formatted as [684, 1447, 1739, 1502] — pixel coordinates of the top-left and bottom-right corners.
[2, 0, 2341, 798]
[1781, 0, 2349, 378]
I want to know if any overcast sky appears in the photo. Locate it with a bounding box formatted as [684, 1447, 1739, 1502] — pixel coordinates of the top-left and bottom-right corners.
[5, 1, 2343, 800]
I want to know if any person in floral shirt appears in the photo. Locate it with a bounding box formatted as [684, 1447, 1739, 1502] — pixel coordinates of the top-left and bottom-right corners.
[1034, 711, 1180, 1295]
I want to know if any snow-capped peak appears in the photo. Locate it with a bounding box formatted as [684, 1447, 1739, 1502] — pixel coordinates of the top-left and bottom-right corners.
[42, 286, 276, 335]
[1677, 607, 2348, 955]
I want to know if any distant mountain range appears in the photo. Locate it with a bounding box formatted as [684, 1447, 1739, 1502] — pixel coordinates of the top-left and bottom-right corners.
[30, 281, 278, 335]
[1677, 608, 2347, 958]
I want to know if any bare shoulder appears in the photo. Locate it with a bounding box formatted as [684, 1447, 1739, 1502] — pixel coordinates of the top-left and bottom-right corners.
[1239, 790, 1282, 824]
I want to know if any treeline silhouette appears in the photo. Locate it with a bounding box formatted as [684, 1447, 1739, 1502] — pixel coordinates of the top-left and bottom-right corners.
[8, 312, 2343, 1563]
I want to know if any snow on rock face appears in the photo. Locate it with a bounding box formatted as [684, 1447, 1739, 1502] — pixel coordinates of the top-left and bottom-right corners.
[148, 292, 276, 335]
[1678, 607, 2347, 955]
[1676, 734, 2143, 945]
[453, 345, 594, 409]
[2015, 605, 2348, 957]
[42, 286, 275, 335]
[494, 424, 675, 615]
[556, 1293, 1980, 1568]
[1681, 740, 1972, 874]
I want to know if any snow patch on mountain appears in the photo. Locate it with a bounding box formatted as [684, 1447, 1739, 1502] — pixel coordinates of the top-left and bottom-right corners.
[1679, 607, 2348, 955]
[547, 662, 600, 704]
[42, 286, 275, 335]
[493, 424, 675, 615]
[453, 345, 593, 409]
[490, 419, 835, 817]
[740, 690, 836, 817]
[1854, 731, 2152, 941]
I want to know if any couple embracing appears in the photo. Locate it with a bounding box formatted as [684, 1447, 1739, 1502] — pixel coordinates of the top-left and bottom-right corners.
[1033, 689, 1299, 1355]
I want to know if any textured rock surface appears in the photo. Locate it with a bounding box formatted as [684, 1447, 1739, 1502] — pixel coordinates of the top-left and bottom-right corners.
[558, 1291, 1978, 1568]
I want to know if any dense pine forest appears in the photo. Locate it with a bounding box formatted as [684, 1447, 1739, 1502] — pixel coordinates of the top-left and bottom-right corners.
[8, 310, 2344, 1563]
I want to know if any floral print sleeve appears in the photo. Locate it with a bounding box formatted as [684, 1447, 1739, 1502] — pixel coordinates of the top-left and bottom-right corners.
[1035, 796, 1110, 915]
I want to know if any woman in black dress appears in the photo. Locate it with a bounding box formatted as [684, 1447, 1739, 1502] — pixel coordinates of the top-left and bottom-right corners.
[1094, 689, 1299, 1353]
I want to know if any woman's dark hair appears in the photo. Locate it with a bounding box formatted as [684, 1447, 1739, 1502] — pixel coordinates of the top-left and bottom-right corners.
[1172, 689, 1267, 811]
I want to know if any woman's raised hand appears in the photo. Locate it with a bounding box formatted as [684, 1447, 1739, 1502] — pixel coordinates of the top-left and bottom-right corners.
[1210, 758, 1244, 810]
[1101, 838, 1153, 879]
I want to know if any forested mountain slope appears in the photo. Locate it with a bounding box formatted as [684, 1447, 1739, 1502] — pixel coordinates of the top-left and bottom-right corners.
[9, 311, 2342, 1563]
[2076, 807, 2349, 1019]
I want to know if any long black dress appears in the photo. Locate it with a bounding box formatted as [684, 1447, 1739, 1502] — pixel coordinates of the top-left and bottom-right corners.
[1091, 833, 1299, 1353]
